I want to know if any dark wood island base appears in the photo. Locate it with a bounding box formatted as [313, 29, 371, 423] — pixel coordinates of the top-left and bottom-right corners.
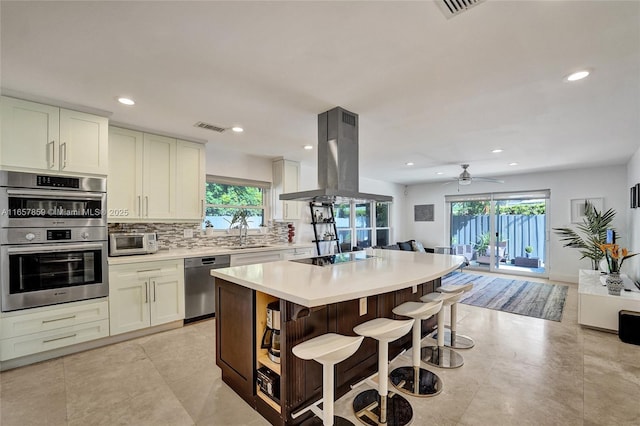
[215, 277, 441, 425]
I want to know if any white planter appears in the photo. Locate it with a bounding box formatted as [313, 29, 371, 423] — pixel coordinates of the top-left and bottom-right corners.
[205, 227, 214, 236]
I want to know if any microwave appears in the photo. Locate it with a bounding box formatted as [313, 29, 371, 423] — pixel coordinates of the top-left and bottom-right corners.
[109, 232, 158, 256]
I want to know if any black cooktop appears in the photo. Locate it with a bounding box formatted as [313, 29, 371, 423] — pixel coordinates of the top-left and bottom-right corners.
[291, 251, 375, 267]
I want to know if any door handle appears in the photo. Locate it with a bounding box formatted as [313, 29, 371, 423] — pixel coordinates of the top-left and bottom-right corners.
[145, 196, 149, 217]
[153, 281, 156, 302]
[144, 281, 148, 303]
[60, 142, 67, 169]
[43, 333, 77, 344]
[137, 196, 142, 217]
[201, 199, 204, 219]
[46, 141, 56, 169]
[42, 315, 76, 324]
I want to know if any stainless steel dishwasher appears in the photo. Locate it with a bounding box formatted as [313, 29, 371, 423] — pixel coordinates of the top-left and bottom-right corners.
[184, 254, 230, 323]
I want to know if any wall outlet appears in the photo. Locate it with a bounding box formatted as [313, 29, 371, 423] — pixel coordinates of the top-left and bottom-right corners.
[412, 285, 418, 294]
[183, 229, 194, 238]
[359, 297, 367, 316]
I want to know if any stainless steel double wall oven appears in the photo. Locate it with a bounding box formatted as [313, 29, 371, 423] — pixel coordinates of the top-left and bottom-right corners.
[0, 171, 108, 312]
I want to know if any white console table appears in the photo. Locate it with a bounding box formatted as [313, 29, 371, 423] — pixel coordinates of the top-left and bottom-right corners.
[578, 269, 640, 332]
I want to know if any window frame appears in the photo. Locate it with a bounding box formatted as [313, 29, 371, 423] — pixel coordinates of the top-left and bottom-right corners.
[336, 201, 392, 249]
[203, 175, 271, 231]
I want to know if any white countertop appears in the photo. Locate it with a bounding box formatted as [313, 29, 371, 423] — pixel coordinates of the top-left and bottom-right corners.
[578, 269, 640, 298]
[107, 243, 315, 265]
[210, 249, 466, 307]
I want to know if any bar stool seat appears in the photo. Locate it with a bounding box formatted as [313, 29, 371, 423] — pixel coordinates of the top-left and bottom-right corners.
[292, 333, 364, 426]
[420, 291, 465, 369]
[435, 282, 475, 349]
[390, 300, 444, 397]
[353, 318, 414, 426]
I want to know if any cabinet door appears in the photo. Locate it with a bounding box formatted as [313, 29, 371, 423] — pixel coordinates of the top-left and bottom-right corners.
[176, 140, 205, 221]
[109, 273, 150, 335]
[282, 160, 301, 220]
[143, 133, 176, 219]
[149, 273, 185, 326]
[108, 127, 144, 220]
[0, 97, 59, 171]
[272, 159, 301, 220]
[59, 109, 108, 175]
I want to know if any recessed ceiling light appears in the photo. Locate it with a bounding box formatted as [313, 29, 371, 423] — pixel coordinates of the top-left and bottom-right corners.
[436, 172, 444, 175]
[492, 149, 503, 153]
[509, 162, 518, 166]
[406, 162, 414, 166]
[566, 70, 590, 82]
[231, 127, 244, 133]
[303, 145, 313, 150]
[117, 97, 135, 106]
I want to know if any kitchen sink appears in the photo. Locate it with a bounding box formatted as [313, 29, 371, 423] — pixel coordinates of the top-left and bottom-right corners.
[229, 245, 272, 250]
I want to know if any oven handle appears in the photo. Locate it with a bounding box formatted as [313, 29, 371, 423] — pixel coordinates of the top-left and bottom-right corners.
[6, 189, 104, 199]
[6, 243, 105, 254]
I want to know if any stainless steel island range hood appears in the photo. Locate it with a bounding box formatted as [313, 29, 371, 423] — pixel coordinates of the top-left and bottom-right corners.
[279, 107, 393, 204]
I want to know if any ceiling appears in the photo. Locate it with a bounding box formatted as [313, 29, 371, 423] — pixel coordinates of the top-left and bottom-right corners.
[2, 1, 639, 185]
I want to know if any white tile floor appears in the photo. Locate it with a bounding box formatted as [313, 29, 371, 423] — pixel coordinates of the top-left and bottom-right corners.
[1, 273, 640, 425]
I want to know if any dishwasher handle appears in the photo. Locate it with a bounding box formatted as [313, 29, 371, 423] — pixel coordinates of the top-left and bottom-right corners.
[184, 255, 231, 269]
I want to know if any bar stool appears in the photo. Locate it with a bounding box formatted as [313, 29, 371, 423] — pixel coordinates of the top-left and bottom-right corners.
[434, 282, 475, 349]
[292, 333, 365, 426]
[420, 291, 465, 369]
[389, 299, 444, 397]
[352, 318, 415, 426]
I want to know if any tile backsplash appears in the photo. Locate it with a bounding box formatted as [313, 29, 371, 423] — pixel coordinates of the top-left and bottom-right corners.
[108, 221, 293, 250]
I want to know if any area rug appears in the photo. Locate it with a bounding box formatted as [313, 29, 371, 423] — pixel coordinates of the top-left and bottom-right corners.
[441, 272, 568, 322]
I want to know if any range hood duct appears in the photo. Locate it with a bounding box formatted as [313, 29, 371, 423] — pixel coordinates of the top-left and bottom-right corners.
[279, 107, 393, 204]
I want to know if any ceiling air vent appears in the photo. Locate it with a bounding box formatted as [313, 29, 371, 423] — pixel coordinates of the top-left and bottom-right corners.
[194, 121, 226, 133]
[436, 0, 485, 19]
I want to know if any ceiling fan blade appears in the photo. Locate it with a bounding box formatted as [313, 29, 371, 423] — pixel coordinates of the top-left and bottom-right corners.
[473, 177, 504, 183]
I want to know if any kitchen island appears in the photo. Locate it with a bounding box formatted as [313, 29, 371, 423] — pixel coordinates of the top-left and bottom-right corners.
[211, 249, 465, 425]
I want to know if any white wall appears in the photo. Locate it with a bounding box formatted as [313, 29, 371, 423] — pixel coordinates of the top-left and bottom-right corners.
[626, 146, 640, 281]
[404, 166, 628, 283]
[205, 144, 272, 181]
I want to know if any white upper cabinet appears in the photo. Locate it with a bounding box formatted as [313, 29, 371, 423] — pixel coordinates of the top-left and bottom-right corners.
[59, 108, 108, 174]
[176, 140, 205, 220]
[1, 96, 108, 175]
[108, 127, 144, 219]
[108, 126, 205, 222]
[142, 133, 176, 219]
[272, 159, 301, 220]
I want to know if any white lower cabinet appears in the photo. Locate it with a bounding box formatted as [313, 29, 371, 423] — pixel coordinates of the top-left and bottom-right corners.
[0, 299, 109, 361]
[109, 260, 185, 335]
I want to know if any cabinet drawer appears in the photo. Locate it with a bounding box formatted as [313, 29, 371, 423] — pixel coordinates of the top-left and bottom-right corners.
[230, 252, 283, 266]
[0, 319, 109, 361]
[1, 300, 109, 339]
[110, 260, 183, 278]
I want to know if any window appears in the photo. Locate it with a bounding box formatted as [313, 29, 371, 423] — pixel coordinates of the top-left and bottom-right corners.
[336, 201, 391, 249]
[204, 175, 270, 229]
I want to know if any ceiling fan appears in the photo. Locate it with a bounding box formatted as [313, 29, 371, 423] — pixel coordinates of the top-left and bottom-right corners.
[453, 164, 504, 186]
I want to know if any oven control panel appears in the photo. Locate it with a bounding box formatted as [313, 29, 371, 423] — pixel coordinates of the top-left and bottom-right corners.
[0, 227, 107, 245]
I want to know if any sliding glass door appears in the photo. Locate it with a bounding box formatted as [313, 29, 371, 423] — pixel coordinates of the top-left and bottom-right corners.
[448, 190, 549, 278]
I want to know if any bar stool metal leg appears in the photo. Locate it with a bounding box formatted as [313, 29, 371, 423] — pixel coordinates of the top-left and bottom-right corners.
[421, 303, 464, 369]
[432, 301, 475, 349]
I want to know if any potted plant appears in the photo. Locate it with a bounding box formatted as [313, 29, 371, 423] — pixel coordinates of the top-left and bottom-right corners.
[205, 220, 214, 236]
[599, 244, 637, 295]
[524, 246, 533, 258]
[323, 231, 334, 241]
[553, 201, 616, 270]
